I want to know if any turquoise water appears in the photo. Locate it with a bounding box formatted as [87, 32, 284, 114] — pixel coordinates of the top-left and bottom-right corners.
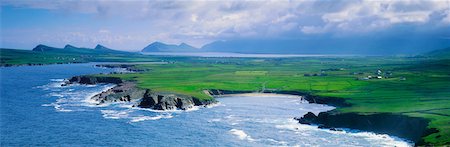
[0, 63, 411, 146]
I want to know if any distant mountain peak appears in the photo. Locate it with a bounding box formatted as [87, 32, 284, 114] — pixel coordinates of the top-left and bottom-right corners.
[142, 41, 198, 52]
[32, 44, 59, 51]
[153, 41, 165, 44]
[95, 44, 110, 50]
[179, 42, 195, 49]
[30, 44, 133, 54]
[64, 44, 77, 49]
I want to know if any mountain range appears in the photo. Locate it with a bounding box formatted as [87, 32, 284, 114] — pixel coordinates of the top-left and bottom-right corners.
[141, 38, 450, 55]
[32, 44, 134, 55]
[141, 42, 199, 52]
[29, 39, 450, 56]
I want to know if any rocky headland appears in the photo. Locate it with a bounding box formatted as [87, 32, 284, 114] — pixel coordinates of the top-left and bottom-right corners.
[64, 75, 216, 111]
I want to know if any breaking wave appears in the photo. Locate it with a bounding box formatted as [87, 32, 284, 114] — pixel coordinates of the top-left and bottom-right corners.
[229, 129, 255, 142]
[39, 79, 215, 123]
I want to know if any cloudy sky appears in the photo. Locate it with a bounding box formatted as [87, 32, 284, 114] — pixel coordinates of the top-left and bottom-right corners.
[1, 0, 450, 51]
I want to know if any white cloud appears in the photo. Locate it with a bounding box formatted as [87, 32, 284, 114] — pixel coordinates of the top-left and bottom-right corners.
[2, 0, 450, 49]
[442, 9, 450, 24]
[300, 26, 327, 34]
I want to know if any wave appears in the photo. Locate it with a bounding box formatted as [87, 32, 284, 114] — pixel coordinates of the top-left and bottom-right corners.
[101, 110, 131, 119]
[50, 79, 65, 82]
[229, 129, 255, 142]
[265, 138, 288, 146]
[35, 79, 67, 90]
[130, 114, 173, 123]
[39, 80, 117, 112]
[204, 102, 224, 108]
[100, 109, 174, 123]
[40, 79, 216, 123]
[275, 119, 412, 147]
[42, 102, 73, 112]
[207, 118, 222, 123]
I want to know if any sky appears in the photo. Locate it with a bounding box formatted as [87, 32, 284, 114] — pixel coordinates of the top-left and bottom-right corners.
[1, 0, 450, 52]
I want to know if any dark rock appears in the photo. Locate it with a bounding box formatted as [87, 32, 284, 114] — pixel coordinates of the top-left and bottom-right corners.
[270, 91, 351, 107]
[140, 93, 195, 110]
[68, 76, 123, 85]
[295, 111, 436, 144]
[206, 89, 254, 96]
[138, 90, 158, 108]
[90, 82, 146, 104]
[295, 112, 318, 125]
[68, 75, 218, 111]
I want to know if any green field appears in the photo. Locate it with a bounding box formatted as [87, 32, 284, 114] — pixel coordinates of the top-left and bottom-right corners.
[0, 48, 159, 66]
[1, 48, 449, 145]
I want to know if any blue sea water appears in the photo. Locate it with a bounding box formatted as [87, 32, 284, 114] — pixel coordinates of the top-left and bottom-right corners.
[0, 63, 411, 146]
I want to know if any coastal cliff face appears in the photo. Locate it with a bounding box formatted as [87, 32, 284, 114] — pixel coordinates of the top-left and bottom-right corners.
[207, 89, 436, 145]
[91, 82, 146, 104]
[139, 91, 195, 110]
[295, 111, 437, 145]
[65, 75, 216, 110]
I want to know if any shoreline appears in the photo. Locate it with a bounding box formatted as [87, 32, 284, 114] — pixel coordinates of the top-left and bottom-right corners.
[207, 89, 436, 146]
[1, 61, 87, 67]
[67, 64, 436, 146]
[0, 61, 168, 68]
[213, 92, 302, 98]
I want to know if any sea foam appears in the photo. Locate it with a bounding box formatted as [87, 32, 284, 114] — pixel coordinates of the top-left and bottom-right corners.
[229, 129, 255, 142]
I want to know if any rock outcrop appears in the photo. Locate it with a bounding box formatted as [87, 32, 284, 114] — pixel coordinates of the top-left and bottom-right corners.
[265, 90, 351, 107]
[91, 82, 146, 104]
[207, 89, 437, 145]
[66, 75, 216, 111]
[67, 76, 123, 85]
[206, 89, 254, 96]
[295, 111, 438, 145]
[138, 91, 196, 110]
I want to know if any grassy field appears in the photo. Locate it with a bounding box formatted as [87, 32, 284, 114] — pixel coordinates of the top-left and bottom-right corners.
[94, 56, 450, 145]
[0, 48, 159, 65]
[1, 47, 449, 145]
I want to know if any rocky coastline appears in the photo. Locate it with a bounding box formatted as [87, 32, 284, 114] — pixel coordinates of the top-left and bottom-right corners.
[64, 75, 217, 111]
[207, 89, 436, 146]
[65, 73, 436, 145]
[287, 95, 437, 146]
[294, 111, 437, 146]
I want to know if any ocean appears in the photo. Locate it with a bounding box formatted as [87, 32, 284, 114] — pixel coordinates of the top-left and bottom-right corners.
[0, 63, 411, 146]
